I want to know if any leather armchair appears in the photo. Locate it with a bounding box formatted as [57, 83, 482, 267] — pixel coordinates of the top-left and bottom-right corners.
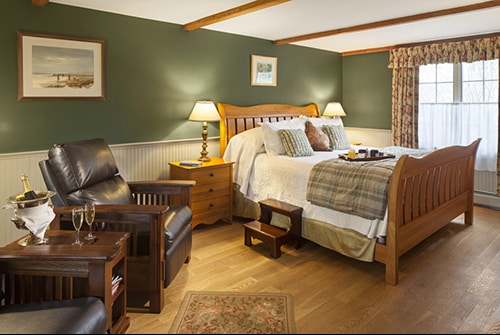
[38, 138, 195, 313]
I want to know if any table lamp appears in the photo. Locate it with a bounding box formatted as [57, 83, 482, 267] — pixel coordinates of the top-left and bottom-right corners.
[322, 102, 346, 119]
[188, 100, 221, 162]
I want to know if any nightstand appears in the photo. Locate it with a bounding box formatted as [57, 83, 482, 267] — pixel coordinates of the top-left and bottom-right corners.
[169, 158, 234, 228]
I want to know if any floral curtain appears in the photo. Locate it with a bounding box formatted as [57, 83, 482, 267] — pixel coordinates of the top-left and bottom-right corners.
[388, 35, 500, 196]
[390, 66, 419, 148]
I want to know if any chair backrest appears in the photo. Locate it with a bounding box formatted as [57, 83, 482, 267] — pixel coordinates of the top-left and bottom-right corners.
[39, 138, 135, 207]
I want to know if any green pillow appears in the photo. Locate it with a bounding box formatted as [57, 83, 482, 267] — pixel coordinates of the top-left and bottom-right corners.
[277, 129, 314, 157]
[322, 125, 351, 150]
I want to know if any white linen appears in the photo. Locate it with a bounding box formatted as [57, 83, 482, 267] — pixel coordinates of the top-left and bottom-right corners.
[222, 127, 265, 195]
[222, 125, 431, 239]
[244, 152, 388, 239]
[15, 202, 55, 239]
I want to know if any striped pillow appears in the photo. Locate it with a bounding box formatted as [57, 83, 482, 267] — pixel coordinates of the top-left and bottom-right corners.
[277, 129, 314, 157]
[322, 125, 351, 150]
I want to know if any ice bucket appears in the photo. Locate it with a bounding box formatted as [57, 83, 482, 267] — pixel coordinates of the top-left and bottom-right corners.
[3, 190, 56, 246]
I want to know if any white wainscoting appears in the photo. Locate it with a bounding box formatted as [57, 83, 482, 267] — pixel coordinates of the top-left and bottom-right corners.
[344, 127, 392, 148]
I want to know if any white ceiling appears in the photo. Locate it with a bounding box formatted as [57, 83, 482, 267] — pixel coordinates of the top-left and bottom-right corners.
[49, 0, 500, 54]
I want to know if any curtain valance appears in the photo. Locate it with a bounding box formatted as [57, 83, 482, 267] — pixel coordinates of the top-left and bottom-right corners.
[388, 35, 500, 68]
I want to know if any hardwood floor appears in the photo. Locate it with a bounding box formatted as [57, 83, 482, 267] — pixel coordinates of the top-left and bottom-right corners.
[126, 205, 500, 334]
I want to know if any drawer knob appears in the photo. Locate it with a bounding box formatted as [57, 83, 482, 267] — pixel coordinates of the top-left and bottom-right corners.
[209, 173, 214, 177]
[209, 188, 214, 192]
[209, 203, 214, 208]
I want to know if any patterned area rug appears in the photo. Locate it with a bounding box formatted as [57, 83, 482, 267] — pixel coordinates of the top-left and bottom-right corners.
[168, 291, 296, 334]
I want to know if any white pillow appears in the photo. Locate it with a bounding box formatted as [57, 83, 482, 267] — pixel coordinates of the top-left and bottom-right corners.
[223, 127, 264, 159]
[235, 127, 265, 152]
[260, 118, 306, 155]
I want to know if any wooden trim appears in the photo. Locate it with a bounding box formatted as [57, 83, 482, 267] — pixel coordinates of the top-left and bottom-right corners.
[342, 31, 500, 56]
[32, 0, 48, 6]
[274, 1, 500, 46]
[342, 46, 395, 56]
[184, 0, 290, 31]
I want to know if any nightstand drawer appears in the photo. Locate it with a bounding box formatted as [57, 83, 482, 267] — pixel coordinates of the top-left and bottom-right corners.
[188, 167, 231, 185]
[191, 195, 230, 213]
[192, 182, 231, 198]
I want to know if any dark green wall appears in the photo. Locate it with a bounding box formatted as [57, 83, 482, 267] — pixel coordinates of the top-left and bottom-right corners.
[342, 52, 392, 129]
[1, 0, 393, 154]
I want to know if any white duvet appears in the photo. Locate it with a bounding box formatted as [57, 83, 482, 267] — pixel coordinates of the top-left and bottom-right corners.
[222, 124, 431, 239]
[223, 127, 389, 239]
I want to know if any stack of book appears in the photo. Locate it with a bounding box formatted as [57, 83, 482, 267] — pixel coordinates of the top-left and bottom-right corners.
[179, 160, 202, 167]
[111, 275, 123, 296]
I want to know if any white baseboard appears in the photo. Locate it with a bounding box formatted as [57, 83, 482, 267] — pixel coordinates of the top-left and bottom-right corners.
[474, 191, 500, 210]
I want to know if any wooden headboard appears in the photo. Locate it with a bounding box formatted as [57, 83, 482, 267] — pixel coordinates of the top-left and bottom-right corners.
[217, 102, 320, 156]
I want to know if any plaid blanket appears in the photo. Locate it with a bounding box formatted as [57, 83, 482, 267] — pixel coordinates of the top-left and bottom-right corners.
[306, 158, 397, 220]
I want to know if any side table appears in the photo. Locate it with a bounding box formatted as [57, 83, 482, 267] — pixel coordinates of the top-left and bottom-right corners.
[169, 157, 234, 228]
[0, 230, 130, 334]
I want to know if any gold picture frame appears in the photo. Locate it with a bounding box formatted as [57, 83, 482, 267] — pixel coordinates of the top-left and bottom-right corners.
[251, 55, 277, 87]
[17, 31, 105, 101]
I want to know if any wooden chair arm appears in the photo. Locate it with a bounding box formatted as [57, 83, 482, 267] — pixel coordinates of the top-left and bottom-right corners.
[53, 204, 170, 215]
[51, 204, 170, 230]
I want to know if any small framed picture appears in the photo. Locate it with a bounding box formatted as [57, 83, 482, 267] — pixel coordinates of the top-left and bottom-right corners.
[17, 31, 105, 101]
[251, 55, 277, 87]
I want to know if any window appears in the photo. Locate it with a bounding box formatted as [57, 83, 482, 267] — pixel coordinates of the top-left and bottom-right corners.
[418, 59, 498, 173]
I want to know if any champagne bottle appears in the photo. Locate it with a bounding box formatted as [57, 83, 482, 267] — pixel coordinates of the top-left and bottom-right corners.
[18, 173, 38, 200]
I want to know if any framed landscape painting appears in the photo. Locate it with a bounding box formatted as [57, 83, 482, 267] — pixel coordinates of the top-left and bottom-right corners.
[251, 55, 277, 87]
[17, 31, 105, 101]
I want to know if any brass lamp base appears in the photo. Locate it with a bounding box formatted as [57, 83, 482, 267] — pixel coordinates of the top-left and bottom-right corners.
[198, 155, 211, 162]
[197, 121, 211, 162]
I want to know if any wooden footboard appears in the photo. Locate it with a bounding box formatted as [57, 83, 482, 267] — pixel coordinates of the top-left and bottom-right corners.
[375, 138, 481, 285]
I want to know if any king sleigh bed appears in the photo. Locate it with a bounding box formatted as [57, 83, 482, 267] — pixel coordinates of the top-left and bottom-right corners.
[217, 102, 481, 285]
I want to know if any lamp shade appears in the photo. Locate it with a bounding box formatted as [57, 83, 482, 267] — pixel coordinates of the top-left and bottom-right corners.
[323, 102, 346, 117]
[188, 101, 220, 122]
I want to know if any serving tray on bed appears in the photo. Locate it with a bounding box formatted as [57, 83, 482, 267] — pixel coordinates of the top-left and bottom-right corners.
[338, 153, 396, 161]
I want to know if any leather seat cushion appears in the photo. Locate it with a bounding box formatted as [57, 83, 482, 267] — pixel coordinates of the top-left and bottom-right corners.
[0, 297, 108, 334]
[164, 205, 193, 243]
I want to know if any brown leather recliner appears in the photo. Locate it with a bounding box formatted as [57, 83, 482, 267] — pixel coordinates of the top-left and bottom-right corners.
[38, 138, 195, 313]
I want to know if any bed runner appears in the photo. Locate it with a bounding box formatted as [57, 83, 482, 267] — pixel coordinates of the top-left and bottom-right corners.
[306, 157, 397, 220]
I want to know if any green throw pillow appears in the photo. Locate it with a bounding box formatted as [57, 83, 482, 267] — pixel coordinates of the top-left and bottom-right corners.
[277, 129, 314, 157]
[322, 125, 351, 150]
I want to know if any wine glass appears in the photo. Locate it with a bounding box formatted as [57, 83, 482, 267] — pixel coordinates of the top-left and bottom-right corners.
[71, 207, 84, 245]
[84, 203, 96, 240]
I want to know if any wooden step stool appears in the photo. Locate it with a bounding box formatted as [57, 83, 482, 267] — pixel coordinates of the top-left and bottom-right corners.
[243, 199, 303, 258]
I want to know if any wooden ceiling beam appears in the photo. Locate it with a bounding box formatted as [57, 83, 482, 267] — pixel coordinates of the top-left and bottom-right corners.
[273, 0, 500, 45]
[32, 0, 49, 7]
[184, 0, 290, 31]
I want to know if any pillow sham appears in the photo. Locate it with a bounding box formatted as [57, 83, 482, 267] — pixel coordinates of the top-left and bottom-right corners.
[322, 124, 351, 150]
[277, 128, 314, 157]
[260, 118, 306, 155]
[305, 120, 331, 151]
